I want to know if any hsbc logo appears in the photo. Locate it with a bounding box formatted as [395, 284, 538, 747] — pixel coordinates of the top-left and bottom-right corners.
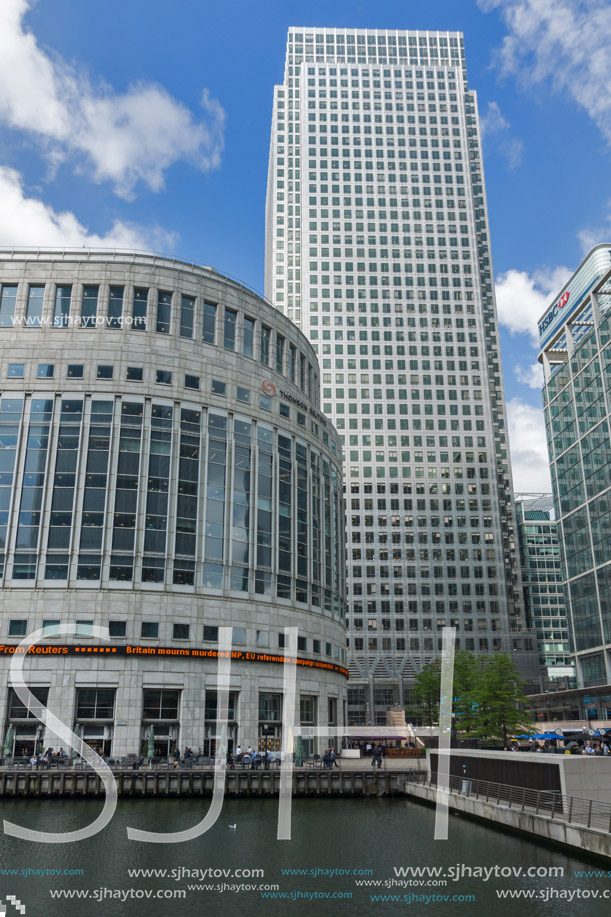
[0, 897, 26, 916]
[557, 290, 570, 309]
[539, 289, 571, 338]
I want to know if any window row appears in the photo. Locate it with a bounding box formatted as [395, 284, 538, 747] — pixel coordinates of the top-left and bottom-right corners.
[0, 283, 317, 403]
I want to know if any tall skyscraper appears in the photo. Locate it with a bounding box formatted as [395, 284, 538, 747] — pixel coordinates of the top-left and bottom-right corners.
[265, 28, 536, 722]
[538, 244, 611, 689]
[515, 494, 575, 690]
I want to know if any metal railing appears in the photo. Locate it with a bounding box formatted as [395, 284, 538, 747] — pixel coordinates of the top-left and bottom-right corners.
[405, 771, 611, 833]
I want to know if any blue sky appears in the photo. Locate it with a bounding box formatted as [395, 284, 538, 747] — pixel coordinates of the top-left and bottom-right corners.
[1, 0, 610, 491]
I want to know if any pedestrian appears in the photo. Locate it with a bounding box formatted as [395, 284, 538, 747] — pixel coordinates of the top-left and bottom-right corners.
[236, 744, 242, 758]
[371, 745, 382, 768]
[323, 747, 331, 769]
[366, 742, 372, 757]
[251, 750, 260, 770]
[329, 747, 339, 768]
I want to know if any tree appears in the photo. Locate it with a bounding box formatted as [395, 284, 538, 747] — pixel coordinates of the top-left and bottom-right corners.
[451, 650, 487, 734]
[475, 653, 528, 746]
[413, 659, 441, 726]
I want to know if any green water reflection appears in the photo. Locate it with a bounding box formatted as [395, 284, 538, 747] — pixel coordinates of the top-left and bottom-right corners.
[0, 798, 604, 915]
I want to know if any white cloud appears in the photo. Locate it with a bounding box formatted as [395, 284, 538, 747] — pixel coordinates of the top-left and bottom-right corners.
[506, 398, 552, 492]
[494, 265, 572, 343]
[479, 101, 510, 136]
[515, 361, 544, 389]
[479, 101, 524, 169]
[578, 198, 611, 254]
[479, 0, 611, 149]
[0, 167, 176, 250]
[0, 0, 225, 197]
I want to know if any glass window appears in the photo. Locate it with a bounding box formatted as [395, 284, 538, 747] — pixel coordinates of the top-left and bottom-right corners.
[7, 364, 24, 378]
[224, 309, 237, 351]
[108, 621, 126, 638]
[260, 325, 271, 365]
[203, 625, 218, 642]
[156, 291, 171, 334]
[156, 370, 172, 385]
[76, 688, 115, 719]
[8, 619, 27, 637]
[141, 621, 159, 639]
[237, 386, 250, 403]
[75, 620, 94, 637]
[0, 285, 17, 327]
[42, 620, 60, 636]
[53, 285, 71, 328]
[97, 365, 113, 379]
[132, 288, 148, 331]
[185, 374, 200, 390]
[243, 316, 255, 357]
[126, 366, 143, 381]
[259, 692, 281, 721]
[233, 627, 246, 644]
[37, 364, 54, 378]
[211, 380, 226, 396]
[8, 686, 48, 719]
[203, 302, 217, 344]
[107, 286, 124, 329]
[81, 285, 99, 328]
[276, 334, 285, 373]
[67, 364, 83, 378]
[173, 623, 190, 640]
[180, 295, 195, 338]
[143, 689, 179, 720]
[26, 285, 45, 327]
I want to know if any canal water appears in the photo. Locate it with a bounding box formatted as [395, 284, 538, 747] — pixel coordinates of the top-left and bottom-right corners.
[0, 797, 606, 914]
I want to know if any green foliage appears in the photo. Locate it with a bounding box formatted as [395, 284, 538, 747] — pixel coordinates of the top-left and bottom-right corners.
[475, 653, 528, 745]
[413, 658, 441, 726]
[411, 651, 527, 740]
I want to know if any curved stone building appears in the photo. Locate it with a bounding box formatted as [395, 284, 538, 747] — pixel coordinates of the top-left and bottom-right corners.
[0, 249, 346, 759]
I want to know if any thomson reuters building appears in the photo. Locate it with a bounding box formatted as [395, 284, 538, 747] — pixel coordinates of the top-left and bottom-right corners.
[0, 249, 346, 759]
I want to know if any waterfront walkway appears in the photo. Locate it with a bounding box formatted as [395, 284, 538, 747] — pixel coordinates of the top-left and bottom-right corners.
[405, 772, 611, 861]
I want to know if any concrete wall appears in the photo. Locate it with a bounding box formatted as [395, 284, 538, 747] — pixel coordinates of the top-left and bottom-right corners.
[430, 749, 611, 803]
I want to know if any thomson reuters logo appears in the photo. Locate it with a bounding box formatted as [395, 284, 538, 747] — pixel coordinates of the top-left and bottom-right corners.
[557, 290, 570, 309]
[262, 380, 276, 396]
[0, 897, 26, 915]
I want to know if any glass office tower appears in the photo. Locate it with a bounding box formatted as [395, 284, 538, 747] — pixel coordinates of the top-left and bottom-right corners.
[265, 28, 536, 721]
[515, 494, 575, 689]
[539, 245, 611, 689]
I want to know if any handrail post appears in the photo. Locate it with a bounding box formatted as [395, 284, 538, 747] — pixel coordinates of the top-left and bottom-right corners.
[522, 786, 526, 811]
[587, 799, 592, 829]
[535, 790, 540, 815]
[550, 794, 556, 820]
[568, 796, 573, 824]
